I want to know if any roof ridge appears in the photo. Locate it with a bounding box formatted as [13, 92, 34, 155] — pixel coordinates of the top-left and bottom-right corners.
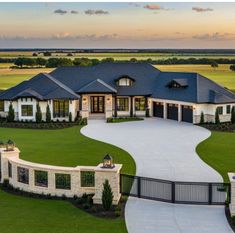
[42, 73, 79, 98]
[96, 79, 117, 92]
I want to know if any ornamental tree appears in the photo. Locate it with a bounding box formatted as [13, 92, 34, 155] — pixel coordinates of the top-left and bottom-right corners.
[36, 103, 42, 123]
[46, 104, 51, 122]
[7, 103, 15, 122]
[102, 179, 113, 211]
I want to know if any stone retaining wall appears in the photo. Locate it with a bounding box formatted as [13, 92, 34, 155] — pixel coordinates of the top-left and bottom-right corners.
[0, 148, 122, 205]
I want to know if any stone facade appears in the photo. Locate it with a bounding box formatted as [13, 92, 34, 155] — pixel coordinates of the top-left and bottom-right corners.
[0, 147, 122, 205]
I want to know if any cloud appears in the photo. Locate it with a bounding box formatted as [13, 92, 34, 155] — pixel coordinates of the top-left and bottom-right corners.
[84, 9, 109, 15]
[144, 4, 163, 10]
[54, 9, 67, 15]
[192, 7, 213, 12]
[71, 10, 78, 14]
[193, 32, 235, 41]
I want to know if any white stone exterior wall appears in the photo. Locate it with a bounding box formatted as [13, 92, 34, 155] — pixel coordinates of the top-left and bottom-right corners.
[1, 99, 78, 122]
[228, 173, 235, 216]
[0, 148, 122, 204]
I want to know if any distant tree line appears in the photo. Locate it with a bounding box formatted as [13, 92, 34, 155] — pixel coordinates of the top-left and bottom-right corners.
[3, 57, 235, 69]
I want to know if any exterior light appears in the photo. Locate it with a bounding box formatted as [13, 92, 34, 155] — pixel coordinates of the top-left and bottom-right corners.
[103, 154, 114, 169]
[83, 98, 87, 102]
[6, 139, 15, 151]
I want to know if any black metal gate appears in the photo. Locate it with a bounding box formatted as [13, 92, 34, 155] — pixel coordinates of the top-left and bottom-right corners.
[120, 174, 230, 205]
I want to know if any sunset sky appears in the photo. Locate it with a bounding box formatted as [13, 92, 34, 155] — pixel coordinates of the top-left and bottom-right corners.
[1, 2, 235, 49]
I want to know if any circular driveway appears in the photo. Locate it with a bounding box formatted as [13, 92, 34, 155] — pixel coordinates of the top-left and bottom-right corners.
[82, 118, 232, 233]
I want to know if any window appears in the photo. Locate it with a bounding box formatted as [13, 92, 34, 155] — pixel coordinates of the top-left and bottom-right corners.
[117, 78, 133, 86]
[53, 100, 69, 118]
[35, 170, 48, 187]
[135, 98, 145, 111]
[17, 167, 29, 184]
[81, 171, 95, 187]
[55, 173, 71, 190]
[8, 162, 12, 178]
[227, 105, 231, 114]
[0, 100, 4, 111]
[217, 106, 223, 115]
[21, 105, 33, 116]
[117, 98, 129, 111]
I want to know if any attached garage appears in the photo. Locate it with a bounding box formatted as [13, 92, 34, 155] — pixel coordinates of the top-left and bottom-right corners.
[167, 103, 178, 121]
[153, 102, 164, 118]
[181, 105, 193, 123]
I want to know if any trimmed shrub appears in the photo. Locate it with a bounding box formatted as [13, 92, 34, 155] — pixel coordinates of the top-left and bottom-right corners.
[69, 112, 72, 122]
[231, 106, 235, 124]
[36, 103, 42, 123]
[215, 108, 220, 124]
[200, 111, 205, 124]
[7, 103, 15, 122]
[145, 108, 150, 117]
[46, 104, 51, 122]
[102, 179, 113, 211]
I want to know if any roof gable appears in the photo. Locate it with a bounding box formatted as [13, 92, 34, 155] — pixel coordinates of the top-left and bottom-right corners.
[77, 79, 117, 93]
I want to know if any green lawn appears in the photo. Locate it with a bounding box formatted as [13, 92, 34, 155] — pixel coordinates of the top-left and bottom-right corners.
[0, 125, 136, 233]
[196, 131, 235, 182]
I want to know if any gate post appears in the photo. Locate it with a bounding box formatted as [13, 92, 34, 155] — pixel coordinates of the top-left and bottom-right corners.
[172, 182, 175, 203]
[137, 176, 141, 198]
[228, 173, 235, 216]
[208, 183, 212, 205]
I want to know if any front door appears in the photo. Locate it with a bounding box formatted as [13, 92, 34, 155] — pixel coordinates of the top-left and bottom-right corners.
[90, 96, 105, 113]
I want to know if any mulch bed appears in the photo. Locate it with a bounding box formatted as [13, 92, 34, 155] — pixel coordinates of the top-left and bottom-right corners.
[198, 123, 235, 132]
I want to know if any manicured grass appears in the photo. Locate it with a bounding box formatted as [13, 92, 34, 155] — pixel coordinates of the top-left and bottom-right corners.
[0, 125, 135, 233]
[0, 190, 127, 233]
[0, 125, 135, 174]
[157, 64, 235, 92]
[196, 131, 235, 182]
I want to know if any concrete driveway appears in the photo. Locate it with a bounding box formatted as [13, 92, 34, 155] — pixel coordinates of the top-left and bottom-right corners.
[81, 118, 233, 233]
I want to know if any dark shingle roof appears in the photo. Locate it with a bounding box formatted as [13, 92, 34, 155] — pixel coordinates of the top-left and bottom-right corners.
[77, 79, 117, 94]
[1, 63, 235, 104]
[0, 73, 79, 100]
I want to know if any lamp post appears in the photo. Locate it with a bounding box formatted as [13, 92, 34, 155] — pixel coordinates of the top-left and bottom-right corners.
[103, 154, 115, 168]
[6, 139, 15, 151]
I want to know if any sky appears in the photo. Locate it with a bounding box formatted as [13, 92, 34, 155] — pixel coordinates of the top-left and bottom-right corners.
[1, 2, 235, 49]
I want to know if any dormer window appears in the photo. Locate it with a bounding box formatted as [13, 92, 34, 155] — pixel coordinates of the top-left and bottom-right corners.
[167, 79, 188, 89]
[116, 76, 135, 87]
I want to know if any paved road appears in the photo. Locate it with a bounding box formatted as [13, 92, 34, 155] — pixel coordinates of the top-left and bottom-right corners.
[82, 118, 233, 233]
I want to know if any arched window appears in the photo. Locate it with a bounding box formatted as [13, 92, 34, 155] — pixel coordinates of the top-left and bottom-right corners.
[116, 76, 134, 86]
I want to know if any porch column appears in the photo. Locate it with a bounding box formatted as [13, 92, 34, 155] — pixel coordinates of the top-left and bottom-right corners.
[114, 95, 117, 117]
[130, 96, 133, 117]
[145, 96, 149, 117]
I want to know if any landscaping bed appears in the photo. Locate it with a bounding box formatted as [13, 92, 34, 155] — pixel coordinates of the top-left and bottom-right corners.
[0, 117, 87, 129]
[107, 117, 144, 123]
[199, 122, 235, 132]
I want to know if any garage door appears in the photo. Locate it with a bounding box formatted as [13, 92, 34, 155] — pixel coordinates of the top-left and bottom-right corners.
[182, 105, 193, 123]
[167, 104, 178, 121]
[153, 102, 164, 118]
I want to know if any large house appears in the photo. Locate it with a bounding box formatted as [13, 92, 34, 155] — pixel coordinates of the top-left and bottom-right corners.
[0, 62, 235, 124]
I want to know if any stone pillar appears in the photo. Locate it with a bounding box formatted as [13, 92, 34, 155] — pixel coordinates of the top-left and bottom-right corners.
[93, 163, 122, 205]
[228, 173, 235, 216]
[81, 95, 89, 118]
[0, 148, 20, 182]
[105, 95, 113, 118]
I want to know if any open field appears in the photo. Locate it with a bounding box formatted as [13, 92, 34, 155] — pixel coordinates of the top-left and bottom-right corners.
[0, 125, 135, 233]
[1, 51, 235, 60]
[197, 131, 235, 183]
[0, 67, 54, 90]
[157, 64, 235, 91]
